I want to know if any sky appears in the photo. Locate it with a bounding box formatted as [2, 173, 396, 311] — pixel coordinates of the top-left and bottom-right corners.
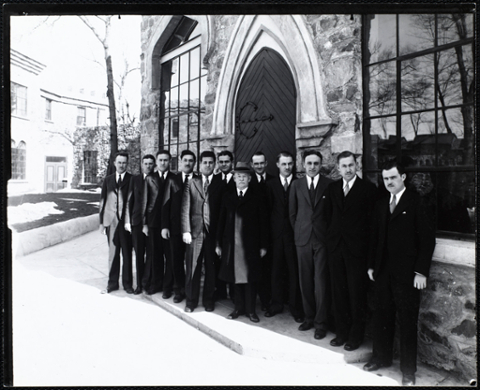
[10, 15, 142, 118]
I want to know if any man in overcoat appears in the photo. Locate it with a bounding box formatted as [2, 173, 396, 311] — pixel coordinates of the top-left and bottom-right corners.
[363, 160, 435, 386]
[289, 150, 332, 339]
[324, 150, 377, 351]
[216, 162, 269, 323]
[125, 154, 155, 295]
[99, 152, 133, 294]
[181, 151, 225, 312]
[161, 150, 197, 303]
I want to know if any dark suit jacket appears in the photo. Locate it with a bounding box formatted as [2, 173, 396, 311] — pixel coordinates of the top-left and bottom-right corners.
[289, 175, 332, 247]
[250, 172, 274, 194]
[368, 188, 436, 284]
[126, 173, 147, 227]
[215, 172, 236, 193]
[266, 175, 295, 242]
[216, 187, 269, 283]
[324, 176, 377, 256]
[143, 171, 174, 228]
[99, 172, 131, 226]
[161, 172, 197, 235]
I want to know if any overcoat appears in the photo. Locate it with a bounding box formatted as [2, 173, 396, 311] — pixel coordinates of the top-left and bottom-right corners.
[99, 172, 131, 226]
[217, 187, 269, 284]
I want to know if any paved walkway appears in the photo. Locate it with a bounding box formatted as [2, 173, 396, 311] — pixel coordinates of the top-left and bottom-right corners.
[13, 229, 464, 386]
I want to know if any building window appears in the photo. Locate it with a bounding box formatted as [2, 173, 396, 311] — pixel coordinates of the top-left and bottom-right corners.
[11, 82, 27, 117]
[83, 151, 98, 183]
[77, 107, 86, 126]
[11, 140, 26, 180]
[363, 13, 475, 236]
[159, 16, 206, 169]
[45, 98, 52, 121]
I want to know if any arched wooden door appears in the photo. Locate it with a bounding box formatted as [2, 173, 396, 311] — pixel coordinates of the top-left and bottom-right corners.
[235, 48, 296, 176]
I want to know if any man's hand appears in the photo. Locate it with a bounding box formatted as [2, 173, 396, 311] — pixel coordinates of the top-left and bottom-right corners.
[183, 232, 192, 244]
[142, 225, 149, 237]
[99, 224, 106, 235]
[161, 228, 170, 240]
[124, 223, 131, 233]
[215, 246, 222, 257]
[414, 274, 427, 290]
[367, 268, 375, 282]
[260, 248, 267, 258]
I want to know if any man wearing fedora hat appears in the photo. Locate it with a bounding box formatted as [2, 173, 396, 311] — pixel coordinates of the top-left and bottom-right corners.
[216, 162, 269, 323]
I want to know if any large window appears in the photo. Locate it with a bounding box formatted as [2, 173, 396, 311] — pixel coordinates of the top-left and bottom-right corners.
[11, 140, 26, 180]
[11, 82, 27, 117]
[363, 14, 474, 236]
[77, 106, 86, 126]
[159, 16, 207, 171]
[83, 151, 98, 183]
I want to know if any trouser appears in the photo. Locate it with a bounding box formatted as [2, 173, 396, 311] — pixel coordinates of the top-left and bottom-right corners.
[329, 243, 367, 343]
[106, 216, 132, 290]
[234, 283, 257, 314]
[132, 224, 149, 289]
[372, 271, 420, 375]
[143, 227, 168, 292]
[165, 233, 186, 295]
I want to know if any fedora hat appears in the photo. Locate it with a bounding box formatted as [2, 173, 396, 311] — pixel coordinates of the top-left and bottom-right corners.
[233, 162, 252, 174]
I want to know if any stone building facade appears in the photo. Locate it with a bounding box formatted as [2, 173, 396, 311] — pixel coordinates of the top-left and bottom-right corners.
[139, 14, 475, 380]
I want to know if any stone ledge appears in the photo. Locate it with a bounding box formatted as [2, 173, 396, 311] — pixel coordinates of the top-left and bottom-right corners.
[432, 238, 475, 267]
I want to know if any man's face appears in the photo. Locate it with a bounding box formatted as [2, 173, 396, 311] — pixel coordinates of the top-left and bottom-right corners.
[337, 156, 357, 182]
[234, 172, 251, 190]
[180, 154, 195, 174]
[156, 153, 170, 173]
[382, 167, 406, 195]
[218, 155, 233, 174]
[303, 154, 321, 178]
[251, 155, 267, 175]
[276, 156, 294, 178]
[114, 155, 128, 174]
[200, 157, 215, 176]
[141, 158, 155, 175]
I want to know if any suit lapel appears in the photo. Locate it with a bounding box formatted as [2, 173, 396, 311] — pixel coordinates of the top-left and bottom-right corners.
[314, 176, 329, 206]
[299, 177, 312, 206]
[192, 177, 205, 199]
[390, 189, 412, 220]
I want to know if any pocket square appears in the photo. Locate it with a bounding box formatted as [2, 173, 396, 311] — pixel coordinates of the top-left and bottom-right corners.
[402, 211, 406, 214]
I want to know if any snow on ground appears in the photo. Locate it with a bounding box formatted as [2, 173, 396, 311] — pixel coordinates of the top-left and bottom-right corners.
[57, 187, 101, 193]
[7, 202, 63, 226]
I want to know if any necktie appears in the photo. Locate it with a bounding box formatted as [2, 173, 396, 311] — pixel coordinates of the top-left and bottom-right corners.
[184, 174, 189, 184]
[203, 177, 210, 232]
[203, 177, 209, 195]
[260, 176, 265, 184]
[390, 195, 397, 214]
[223, 174, 227, 183]
[117, 174, 122, 187]
[283, 179, 288, 192]
[239, 190, 244, 199]
[309, 179, 315, 206]
[344, 182, 350, 197]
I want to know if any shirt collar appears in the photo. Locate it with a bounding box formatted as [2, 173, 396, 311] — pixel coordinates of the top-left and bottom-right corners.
[237, 187, 248, 196]
[256, 173, 266, 182]
[182, 171, 192, 181]
[203, 173, 214, 183]
[117, 172, 124, 181]
[280, 174, 292, 185]
[308, 174, 320, 188]
[343, 175, 357, 190]
[391, 186, 406, 203]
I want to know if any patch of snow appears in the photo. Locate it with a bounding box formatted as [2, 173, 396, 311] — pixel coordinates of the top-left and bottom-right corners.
[8, 202, 64, 226]
[57, 188, 101, 193]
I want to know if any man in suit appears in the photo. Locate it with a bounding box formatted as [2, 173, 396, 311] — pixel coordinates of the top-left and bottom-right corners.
[125, 154, 155, 295]
[142, 150, 174, 295]
[161, 150, 197, 303]
[324, 151, 377, 351]
[99, 152, 133, 294]
[181, 151, 226, 312]
[363, 160, 435, 386]
[289, 150, 332, 340]
[265, 151, 304, 323]
[216, 162, 269, 323]
[250, 151, 274, 190]
[217, 150, 235, 192]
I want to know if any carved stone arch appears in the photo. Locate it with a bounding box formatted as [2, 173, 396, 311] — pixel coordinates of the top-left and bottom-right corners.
[148, 15, 214, 90]
[212, 15, 335, 137]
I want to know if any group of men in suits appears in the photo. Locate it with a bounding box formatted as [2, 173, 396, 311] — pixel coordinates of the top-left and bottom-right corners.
[99, 148, 435, 386]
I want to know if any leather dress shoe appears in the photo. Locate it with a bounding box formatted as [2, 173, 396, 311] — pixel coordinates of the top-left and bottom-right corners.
[125, 288, 134, 294]
[314, 329, 327, 340]
[227, 310, 245, 319]
[264, 309, 282, 318]
[184, 306, 194, 313]
[402, 373, 415, 386]
[363, 360, 392, 372]
[248, 313, 260, 323]
[162, 291, 173, 299]
[146, 288, 161, 295]
[205, 305, 215, 312]
[101, 286, 119, 294]
[298, 321, 314, 331]
[330, 337, 346, 347]
[133, 287, 142, 295]
[173, 294, 185, 303]
[294, 316, 305, 323]
[344, 341, 361, 351]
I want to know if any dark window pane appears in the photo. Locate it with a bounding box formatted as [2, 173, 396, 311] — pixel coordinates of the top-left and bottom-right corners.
[367, 14, 396, 63]
[189, 113, 199, 142]
[172, 119, 179, 138]
[163, 118, 170, 145]
[179, 115, 188, 143]
[366, 117, 397, 170]
[367, 61, 396, 117]
[438, 108, 474, 166]
[401, 54, 434, 112]
[401, 111, 435, 167]
[399, 15, 435, 56]
[437, 45, 474, 108]
[438, 14, 474, 45]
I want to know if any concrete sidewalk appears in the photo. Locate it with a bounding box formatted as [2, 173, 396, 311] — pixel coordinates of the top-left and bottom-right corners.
[13, 227, 464, 386]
